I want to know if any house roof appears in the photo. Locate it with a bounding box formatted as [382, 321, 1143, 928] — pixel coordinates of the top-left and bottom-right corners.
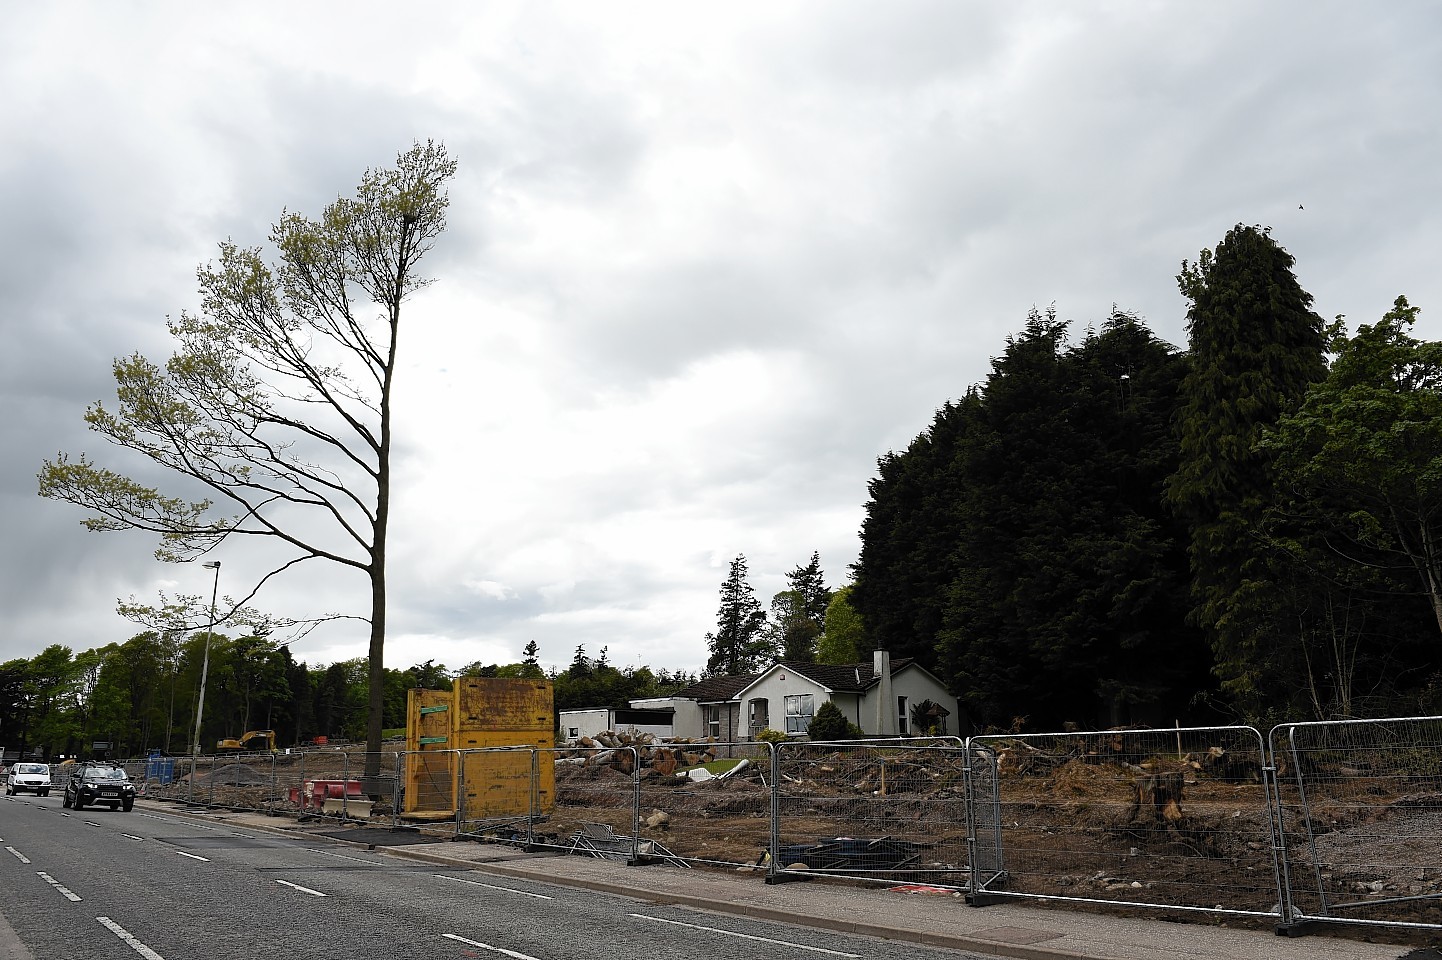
[674, 672, 761, 703]
[778, 659, 917, 693]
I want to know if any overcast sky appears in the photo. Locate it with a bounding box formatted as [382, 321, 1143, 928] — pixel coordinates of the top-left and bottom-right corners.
[3, 2, 1440, 677]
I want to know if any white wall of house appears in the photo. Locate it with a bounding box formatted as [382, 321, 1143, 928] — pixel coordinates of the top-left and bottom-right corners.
[558, 708, 614, 742]
[830, 692, 865, 732]
[629, 697, 705, 739]
[738, 667, 831, 737]
[887, 667, 962, 737]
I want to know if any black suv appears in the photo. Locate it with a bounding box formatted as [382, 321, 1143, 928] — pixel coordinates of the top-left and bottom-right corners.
[63, 763, 136, 812]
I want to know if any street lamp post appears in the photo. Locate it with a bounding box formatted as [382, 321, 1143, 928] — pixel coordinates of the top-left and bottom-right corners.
[191, 561, 221, 760]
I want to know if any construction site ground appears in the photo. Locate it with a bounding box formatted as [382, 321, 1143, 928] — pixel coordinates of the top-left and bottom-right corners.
[136, 796, 1435, 960]
[152, 739, 1442, 955]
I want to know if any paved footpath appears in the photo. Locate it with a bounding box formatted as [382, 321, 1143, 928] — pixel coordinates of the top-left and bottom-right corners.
[155, 803, 1435, 960]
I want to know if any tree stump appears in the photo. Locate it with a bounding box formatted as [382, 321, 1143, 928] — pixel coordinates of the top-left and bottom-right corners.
[1128, 771, 1184, 823]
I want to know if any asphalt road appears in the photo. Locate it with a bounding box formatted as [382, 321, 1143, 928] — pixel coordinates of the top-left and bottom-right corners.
[1, 793, 991, 960]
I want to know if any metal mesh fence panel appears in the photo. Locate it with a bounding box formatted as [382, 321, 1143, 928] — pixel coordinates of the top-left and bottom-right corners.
[405, 747, 458, 825]
[633, 740, 772, 869]
[345, 751, 402, 822]
[773, 739, 971, 887]
[272, 750, 315, 817]
[1270, 716, 1442, 932]
[969, 726, 1280, 917]
[964, 743, 1004, 892]
[539, 746, 641, 860]
[456, 747, 538, 840]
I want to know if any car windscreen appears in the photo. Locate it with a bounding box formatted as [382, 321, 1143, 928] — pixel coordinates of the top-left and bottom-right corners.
[15, 764, 47, 774]
[83, 768, 129, 782]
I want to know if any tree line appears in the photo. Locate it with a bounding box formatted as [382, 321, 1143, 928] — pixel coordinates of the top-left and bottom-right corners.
[0, 634, 694, 760]
[844, 225, 1441, 730]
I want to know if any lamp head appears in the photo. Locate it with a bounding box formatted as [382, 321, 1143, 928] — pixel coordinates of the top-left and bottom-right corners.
[202, 561, 221, 570]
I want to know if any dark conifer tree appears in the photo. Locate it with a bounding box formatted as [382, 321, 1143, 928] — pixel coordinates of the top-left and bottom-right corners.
[1166, 225, 1327, 711]
[851, 391, 983, 668]
[705, 555, 769, 675]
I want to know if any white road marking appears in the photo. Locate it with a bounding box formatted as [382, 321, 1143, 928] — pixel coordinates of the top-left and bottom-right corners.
[121, 834, 145, 841]
[432, 875, 553, 900]
[175, 851, 210, 862]
[7, 847, 30, 864]
[36, 872, 82, 902]
[274, 879, 326, 897]
[441, 933, 541, 960]
[97, 916, 166, 960]
[628, 914, 861, 957]
[314, 850, 383, 865]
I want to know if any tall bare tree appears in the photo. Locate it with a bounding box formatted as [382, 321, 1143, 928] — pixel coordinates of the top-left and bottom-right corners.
[39, 141, 457, 777]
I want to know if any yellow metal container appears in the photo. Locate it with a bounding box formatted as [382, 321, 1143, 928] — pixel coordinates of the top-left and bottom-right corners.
[404, 677, 554, 820]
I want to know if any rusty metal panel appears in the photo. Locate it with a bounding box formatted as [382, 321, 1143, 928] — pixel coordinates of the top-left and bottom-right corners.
[405, 688, 456, 816]
[406, 680, 555, 819]
[455, 677, 555, 734]
[454, 678, 555, 817]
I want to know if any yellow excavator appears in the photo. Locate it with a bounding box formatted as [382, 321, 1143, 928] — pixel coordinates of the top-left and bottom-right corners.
[216, 730, 278, 753]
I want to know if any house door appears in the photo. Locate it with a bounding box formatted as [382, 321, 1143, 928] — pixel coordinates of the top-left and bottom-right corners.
[749, 698, 769, 738]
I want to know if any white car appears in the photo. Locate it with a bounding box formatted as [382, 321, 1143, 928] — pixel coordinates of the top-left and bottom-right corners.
[5, 762, 51, 796]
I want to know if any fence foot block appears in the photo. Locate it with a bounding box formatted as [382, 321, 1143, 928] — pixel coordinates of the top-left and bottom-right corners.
[966, 892, 1007, 907]
[765, 872, 811, 885]
[1274, 920, 1321, 938]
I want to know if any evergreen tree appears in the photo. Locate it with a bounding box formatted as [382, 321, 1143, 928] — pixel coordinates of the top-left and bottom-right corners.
[705, 554, 769, 675]
[522, 640, 541, 677]
[1166, 225, 1327, 711]
[788, 552, 832, 633]
[819, 585, 864, 664]
[852, 391, 983, 668]
[765, 590, 815, 662]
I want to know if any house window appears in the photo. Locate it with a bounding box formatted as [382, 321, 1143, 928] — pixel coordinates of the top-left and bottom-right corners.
[704, 705, 722, 739]
[784, 694, 814, 735]
[897, 696, 909, 735]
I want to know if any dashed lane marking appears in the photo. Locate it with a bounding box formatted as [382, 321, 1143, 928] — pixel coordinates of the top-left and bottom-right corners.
[441, 934, 540, 960]
[121, 834, 145, 841]
[7, 847, 30, 864]
[97, 917, 166, 960]
[274, 879, 326, 897]
[628, 914, 861, 958]
[37, 872, 82, 902]
[314, 850, 384, 865]
[432, 875, 553, 900]
[175, 851, 210, 862]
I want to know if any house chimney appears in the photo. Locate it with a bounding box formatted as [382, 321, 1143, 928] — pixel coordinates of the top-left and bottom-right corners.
[873, 649, 896, 736]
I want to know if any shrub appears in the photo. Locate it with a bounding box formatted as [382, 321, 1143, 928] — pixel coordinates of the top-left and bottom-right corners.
[807, 701, 862, 741]
[753, 728, 788, 746]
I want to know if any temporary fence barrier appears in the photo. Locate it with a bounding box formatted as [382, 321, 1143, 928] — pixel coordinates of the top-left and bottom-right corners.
[968, 726, 1282, 919]
[109, 714, 1442, 937]
[772, 738, 971, 887]
[962, 742, 1005, 892]
[538, 745, 642, 861]
[638, 740, 772, 869]
[454, 746, 542, 841]
[1269, 716, 1442, 934]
